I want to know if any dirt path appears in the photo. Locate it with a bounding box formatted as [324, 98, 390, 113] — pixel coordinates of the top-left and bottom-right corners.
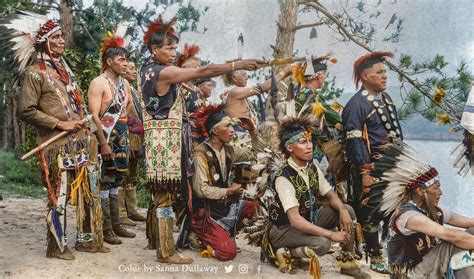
[0, 197, 386, 278]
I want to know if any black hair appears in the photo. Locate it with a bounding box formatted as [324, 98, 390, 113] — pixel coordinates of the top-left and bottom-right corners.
[104, 47, 129, 61]
[147, 32, 179, 51]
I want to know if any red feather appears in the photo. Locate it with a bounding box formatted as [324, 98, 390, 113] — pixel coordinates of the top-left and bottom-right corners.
[100, 34, 125, 72]
[143, 15, 178, 46]
[353, 51, 394, 89]
[194, 103, 226, 138]
[176, 43, 200, 67]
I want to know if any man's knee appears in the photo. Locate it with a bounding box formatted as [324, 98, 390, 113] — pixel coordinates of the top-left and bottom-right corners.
[310, 237, 331, 256]
[214, 245, 237, 261]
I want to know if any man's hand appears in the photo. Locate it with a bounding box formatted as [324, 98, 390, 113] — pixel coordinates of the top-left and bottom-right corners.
[236, 59, 267, 71]
[339, 209, 353, 234]
[329, 230, 351, 245]
[56, 120, 84, 132]
[238, 117, 256, 132]
[101, 144, 114, 161]
[226, 183, 243, 196]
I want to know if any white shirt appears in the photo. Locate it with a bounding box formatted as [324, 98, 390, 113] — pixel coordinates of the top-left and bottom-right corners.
[396, 205, 451, 235]
[275, 157, 332, 213]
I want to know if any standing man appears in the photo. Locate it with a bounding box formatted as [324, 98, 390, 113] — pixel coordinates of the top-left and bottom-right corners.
[368, 140, 474, 278]
[342, 51, 402, 274]
[223, 66, 292, 148]
[118, 61, 147, 226]
[140, 16, 265, 264]
[4, 15, 108, 259]
[88, 34, 136, 245]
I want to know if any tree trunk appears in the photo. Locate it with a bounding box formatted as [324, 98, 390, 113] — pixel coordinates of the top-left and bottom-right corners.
[3, 90, 13, 149]
[13, 91, 20, 148]
[59, 0, 74, 47]
[265, 0, 299, 123]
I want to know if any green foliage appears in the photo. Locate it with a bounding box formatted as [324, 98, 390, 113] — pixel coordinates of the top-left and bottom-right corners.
[397, 54, 472, 127]
[0, 0, 46, 14]
[320, 75, 344, 101]
[64, 48, 100, 95]
[175, 3, 204, 34]
[0, 149, 43, 198]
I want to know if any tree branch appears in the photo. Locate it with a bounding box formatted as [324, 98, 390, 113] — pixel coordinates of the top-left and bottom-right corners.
[303, 0, 461, 122]
[292, 22, 324, 31]
[30, 2, 59, 11]
[77, 22, 99, 52]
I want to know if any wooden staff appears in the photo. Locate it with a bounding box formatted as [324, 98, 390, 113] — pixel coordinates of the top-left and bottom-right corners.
[21, 115, 94, 161]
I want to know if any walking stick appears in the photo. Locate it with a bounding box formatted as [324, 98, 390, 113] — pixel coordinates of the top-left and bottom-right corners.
[21, 115, 95, 160]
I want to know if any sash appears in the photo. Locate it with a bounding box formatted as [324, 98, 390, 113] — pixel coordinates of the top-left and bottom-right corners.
[100, 75, 127, 143]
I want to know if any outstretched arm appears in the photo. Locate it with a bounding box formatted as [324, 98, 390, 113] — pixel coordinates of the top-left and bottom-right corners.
[406, 214, 474, 250]
[446, 212, 474, 229]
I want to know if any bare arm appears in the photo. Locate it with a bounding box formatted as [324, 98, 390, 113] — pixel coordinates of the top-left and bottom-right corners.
[228, 66, 292, 101]
[326, 190, 353, 233]
[287, 206, 350, 244]
[87, 79, 106, 146]
[406, 215, 474, 250]
[446, 212, 474, 229]
[156, 59, 265, 96]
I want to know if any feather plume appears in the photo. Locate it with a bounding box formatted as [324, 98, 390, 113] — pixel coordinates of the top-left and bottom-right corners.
[176, 43, 200, 67]
[353, 51, 394, 89]
[292, 63, 307, 85]
[143, 15, 177, 46]
[311, 97, 326, 118]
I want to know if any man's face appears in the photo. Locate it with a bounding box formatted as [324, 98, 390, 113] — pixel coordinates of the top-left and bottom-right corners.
[424, 181, 442, 207]
[47, 30, 65, 57]
[107, 55, 128, 75]
[198, 81, 214, 98]
[308, 71, 326, 89]
[182, 58, 200, 68]
[287, 137, 313, 162]
[151, 38, 177, 66]
[214, 123, 234, 143]
[123, 62, 137, 82]
[362, 62, 388, 92]
[232, 70, 248, 87]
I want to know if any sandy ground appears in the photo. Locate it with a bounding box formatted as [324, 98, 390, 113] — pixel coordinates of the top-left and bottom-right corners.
[0, 197, 387, 279]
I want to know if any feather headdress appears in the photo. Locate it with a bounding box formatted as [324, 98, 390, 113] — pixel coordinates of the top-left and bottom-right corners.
[353, 51, 393, 89]
[99, 31, 125, 72]
[176, 43, 200, 67]
[194, 103, 227, 138]
[143, 15, 178, 46]
[368, 139, 439, 221]
[0, 10, 60, 83]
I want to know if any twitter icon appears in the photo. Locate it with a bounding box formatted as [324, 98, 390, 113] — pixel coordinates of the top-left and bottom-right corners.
[224, 264, 234, 273]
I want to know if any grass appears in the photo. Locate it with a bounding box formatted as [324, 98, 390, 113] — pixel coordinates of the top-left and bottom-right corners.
[0, 148, 151, 207]
[0, 149, 44, 198]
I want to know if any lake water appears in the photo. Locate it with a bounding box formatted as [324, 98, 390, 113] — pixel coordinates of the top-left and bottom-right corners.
[407, 140, 473, 216]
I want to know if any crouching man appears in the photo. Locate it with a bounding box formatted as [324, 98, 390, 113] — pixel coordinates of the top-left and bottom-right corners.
[267, 116, 370, 278]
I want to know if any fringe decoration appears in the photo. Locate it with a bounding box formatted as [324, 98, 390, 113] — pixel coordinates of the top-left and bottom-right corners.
[309, 255, 321, 279]
[129, 133, 142, 151]
[76, 186, 85, 234]
[38, 149, 57, 206]
[70, 166, 92, 205]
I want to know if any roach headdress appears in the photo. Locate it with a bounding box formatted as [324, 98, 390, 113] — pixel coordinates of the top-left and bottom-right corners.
[353, 51, 393, 89]
[176, 43, 200, 67]
[99, 31, 125, 72]
[194, 104, 227, 138]
[143, 15, 178, 47]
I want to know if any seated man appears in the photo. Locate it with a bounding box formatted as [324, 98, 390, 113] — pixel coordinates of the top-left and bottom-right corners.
[367, 140, 474, 278]
[267, 116, 370, 278]
[190, 104, 258, 261]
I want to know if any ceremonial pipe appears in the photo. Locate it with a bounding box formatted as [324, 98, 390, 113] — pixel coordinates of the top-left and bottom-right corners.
[21, 115, 94, 161]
